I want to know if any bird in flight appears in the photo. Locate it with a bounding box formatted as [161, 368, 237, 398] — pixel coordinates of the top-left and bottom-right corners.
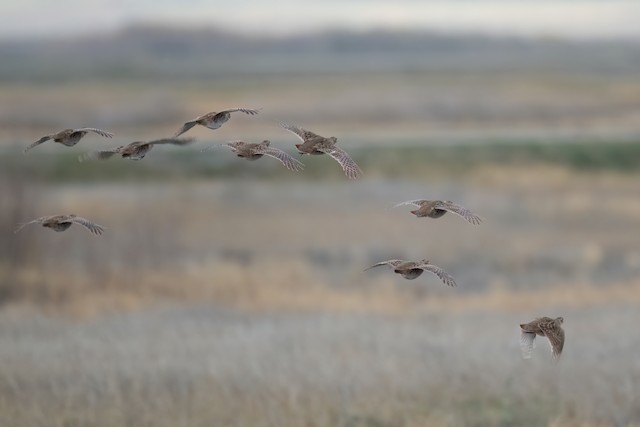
[174, 108, 260, 137]
[202, 140, 304, 171]
[14, 214, 105, 235]
[24, 128, 114, 153]
[394, 200, 482, 225]
[364, 259, 456, 286]
[519, 316, 565, 361]
[79, 138, 195, 161]
[279, 123, 362, 179]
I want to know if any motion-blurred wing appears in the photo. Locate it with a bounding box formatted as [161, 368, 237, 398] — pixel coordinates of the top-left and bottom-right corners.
[318, 146, 362, 179]
[418, 263, 457, 287]
[69, 216, 105, 235]
[257, 147, 305, 171]
[173, 121, 198, 138]
[13, 217, 48, 233]
[219, 108, 260, 116]
[24, 135, 52, 153]
[148, 138, 195, 146]
[393, 200, 428, 208]
[201, 142, 243, 152]
[279, 123, 323, 142]
[520, 331, 536, 360]
[364, 260, 404, 271]
[544, 326, 565, 361]
[73, 128, 114, 138]
[78, 150, 118, 162]
[435, 201, 483, 225]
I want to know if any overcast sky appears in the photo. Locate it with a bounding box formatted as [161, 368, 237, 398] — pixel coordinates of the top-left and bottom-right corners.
[2, 0, 639, 40]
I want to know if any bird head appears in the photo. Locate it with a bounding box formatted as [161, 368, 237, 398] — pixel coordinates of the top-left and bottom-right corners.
[328, 136, 338, 144]
[555, 317, 564, 324]
[261, 140, 271, 146]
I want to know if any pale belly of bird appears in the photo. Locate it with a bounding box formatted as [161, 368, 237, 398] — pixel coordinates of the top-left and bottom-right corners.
[398, 269, 423, 280]
[123, 145, 152, 160]
[204, 114, 230, 129]
[56, 133, 85, 146]
[46, 222, 72, 232]
[238, 153, 263, 161]
[426, 209, 448, 219]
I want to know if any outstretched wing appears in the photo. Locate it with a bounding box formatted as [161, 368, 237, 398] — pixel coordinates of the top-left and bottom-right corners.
[24, 135, 53, 153]
[219, 108, 260, 116]
[173, 121, 198, 138]
[415, 263, 457, 287]
[543, 325, 565, 361]
[148, 138, 195, 146]
[434, 201, 483, 225]
[520, 330, 537, 359]
[68, 216, 105, 235]
[393, 199, 428, 208]
[255, 147, 305, 171]
[317, 146, 362, 179]
[201, 142, 242, 153]
[279, 123, 323, 142]
[13, 217, 49, 233]
[73, 128, 114, 138]
[364, 260, 405, 271]
[78, 150, 118, 162]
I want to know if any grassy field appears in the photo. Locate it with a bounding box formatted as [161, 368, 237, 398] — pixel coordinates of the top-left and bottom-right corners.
[1, 302, 639, 427]
[2, 43, 640, 425]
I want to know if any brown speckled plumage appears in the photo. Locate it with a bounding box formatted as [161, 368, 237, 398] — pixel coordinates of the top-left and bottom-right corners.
[203, 140, 304, 171]
[395, 200, 482, 225]
[79, 138, 195, 161]
[174, 108, 259, 137]
[14, 214, 104, 235]
[279, 123, 362, 179]
[24, 128, 114, 153]
[364, 259, 456, 286]
[520, 316, 565, 361]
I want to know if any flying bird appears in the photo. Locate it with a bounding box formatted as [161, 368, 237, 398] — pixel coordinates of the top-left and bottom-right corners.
[202, 140, 304, 171]
[394, 200, 482, 225]
[279, 123, 362, 179]
[79, 138, 195, 161]
[14, 214, 105, 235]
[520, 316, 565, 361]
[364, 259, 456, 286]
[24, 128, 114, 153]
[174, 108, 260, 137]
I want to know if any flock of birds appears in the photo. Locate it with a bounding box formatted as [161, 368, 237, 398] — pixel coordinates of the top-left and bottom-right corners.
[16, 107, 565, 361]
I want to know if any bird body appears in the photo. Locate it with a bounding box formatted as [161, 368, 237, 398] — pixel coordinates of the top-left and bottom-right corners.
[203, 140, 304, 171]
[174, 108, 259, 137]
[280, 123, 362, 179]
[79, 138, 194, 161]
[364, 259, 456, 286]
[14, 214, 104, 235]
[24, 128, 113, 153]
[520, 316, 565, 360]
[394, 200, 482, 225]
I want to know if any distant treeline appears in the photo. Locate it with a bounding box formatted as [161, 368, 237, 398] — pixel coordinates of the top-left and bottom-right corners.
[1, 25, 639, 81]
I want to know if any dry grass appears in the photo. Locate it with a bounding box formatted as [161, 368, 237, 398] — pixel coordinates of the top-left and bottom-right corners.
[1, 300, 639, 427]
[3, 148, 640, 426]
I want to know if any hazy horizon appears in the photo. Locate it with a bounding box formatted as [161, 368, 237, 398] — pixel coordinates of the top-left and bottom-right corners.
[2, 0, 640, 41]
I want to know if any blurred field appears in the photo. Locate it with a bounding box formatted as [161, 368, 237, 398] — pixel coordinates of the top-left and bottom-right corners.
[1, 304, 640, 427]
[2, 160, 640, 425]
[2, 26, 640, 427]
